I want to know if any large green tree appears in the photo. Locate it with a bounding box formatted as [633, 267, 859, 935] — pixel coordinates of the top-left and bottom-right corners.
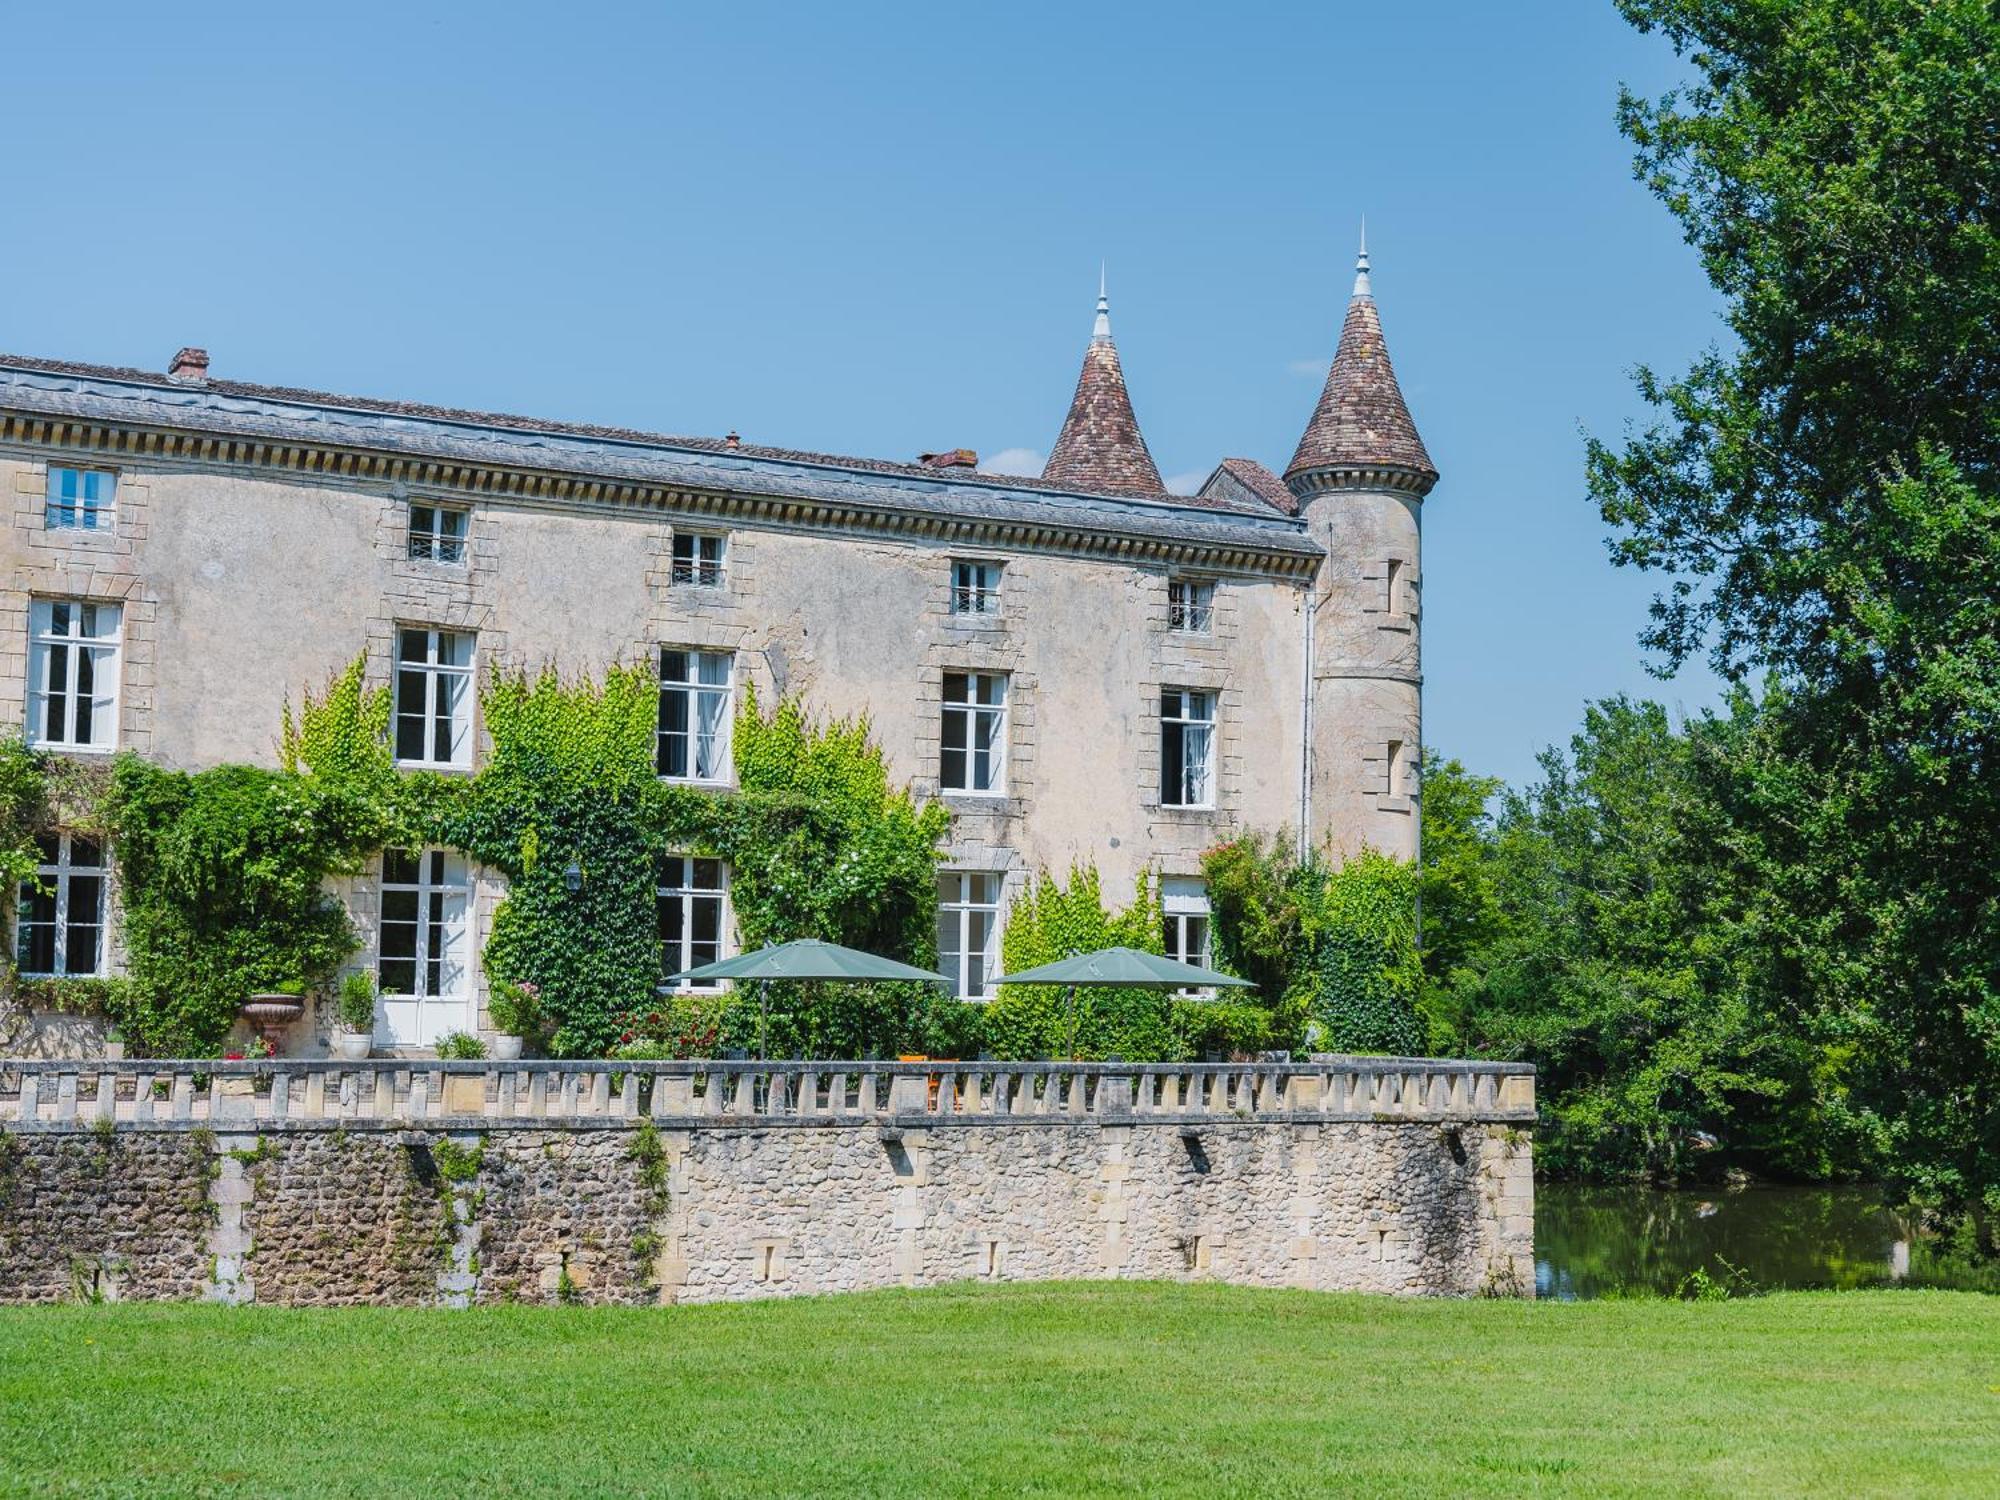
[1593, 0, 2000, 1230]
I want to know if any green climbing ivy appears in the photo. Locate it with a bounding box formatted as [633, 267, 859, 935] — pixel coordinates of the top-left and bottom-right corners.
[21, 644, 1426, 1066]
[1202, 834, 1424, 1056]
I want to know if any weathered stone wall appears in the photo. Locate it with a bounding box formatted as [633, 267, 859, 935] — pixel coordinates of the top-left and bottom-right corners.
[0, 1117, 1533, 1305]
[0, 1130, 213, 1304]
[0, 450, 1313, 909]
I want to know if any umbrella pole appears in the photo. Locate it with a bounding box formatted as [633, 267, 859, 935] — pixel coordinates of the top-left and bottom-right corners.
[758, 979, 769, 1062]
[1066, 984, 1077, 1062]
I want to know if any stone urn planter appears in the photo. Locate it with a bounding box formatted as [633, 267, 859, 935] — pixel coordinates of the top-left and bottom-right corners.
[241, 992, 306, 1052]
[491, 1033, 524, 1061]
[333, 1028, 372, 1061]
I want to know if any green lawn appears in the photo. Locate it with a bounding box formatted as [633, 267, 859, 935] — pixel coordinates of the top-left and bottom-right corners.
[1, 1284, 1994, 1498]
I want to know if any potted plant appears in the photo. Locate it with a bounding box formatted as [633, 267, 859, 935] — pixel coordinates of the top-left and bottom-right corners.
[486, 978, 542, 1061]
[334, 970, 376, 1061]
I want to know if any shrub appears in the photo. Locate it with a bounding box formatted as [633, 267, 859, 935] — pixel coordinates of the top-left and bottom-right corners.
[336, 971, 376, 1033]
[435, 1031, 487, 1060]
[487, 978, 544, 1038]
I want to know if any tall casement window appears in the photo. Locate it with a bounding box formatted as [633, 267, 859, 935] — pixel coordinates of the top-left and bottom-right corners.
[657, 649, 733, 782]
[27, 600, 121, 751]
[407, 502, 469, 564]
[1160, 688, 1215, 808]
[658, 855, 729, 989]
[394, 628, 473, 768]
[951, 560, 1002, 616]
[941, 671, 1007, 795]
[937, 870, 1002, 1000]
[671, 532, 727, 588]
[1168, 577, 1213, 634]
[1160, 876, 1212, 992]
[45, 467, 116, 531]
[15, 833, 107, 977]
[377, 848, 471, 1045]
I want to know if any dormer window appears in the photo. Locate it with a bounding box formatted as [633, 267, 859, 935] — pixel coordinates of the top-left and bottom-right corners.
[672, 532, 727, 588]
[951, 560, 1002, 616]
[408, 503, 468, 565]
[1168, 578, 1213, 634]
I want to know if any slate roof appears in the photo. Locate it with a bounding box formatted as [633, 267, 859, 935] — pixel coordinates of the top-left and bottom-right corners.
[1041, 332, 1165, 499]
[0, 353, 1318, 563]
[1286, 290, 1436, 490]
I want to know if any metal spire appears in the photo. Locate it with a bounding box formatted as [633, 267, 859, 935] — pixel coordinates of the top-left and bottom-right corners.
[1092, 262, 1112, 343]
[1353, 219, 1372, 299]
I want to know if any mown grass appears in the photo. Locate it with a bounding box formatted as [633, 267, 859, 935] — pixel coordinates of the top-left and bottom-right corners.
[1, 1283, 1994, 1498]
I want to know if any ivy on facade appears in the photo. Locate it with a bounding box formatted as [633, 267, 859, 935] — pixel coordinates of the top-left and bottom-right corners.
[1, 654, 1422, 1063]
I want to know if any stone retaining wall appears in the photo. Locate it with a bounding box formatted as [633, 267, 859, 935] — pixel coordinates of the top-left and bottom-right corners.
[0, 1111, 1534, 1306]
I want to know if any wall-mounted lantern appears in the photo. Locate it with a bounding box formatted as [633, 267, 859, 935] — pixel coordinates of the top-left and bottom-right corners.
[563, 861, 584, 896]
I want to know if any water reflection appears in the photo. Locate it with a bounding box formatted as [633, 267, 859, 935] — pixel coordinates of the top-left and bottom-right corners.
[1534, 1183, 2000, 1300]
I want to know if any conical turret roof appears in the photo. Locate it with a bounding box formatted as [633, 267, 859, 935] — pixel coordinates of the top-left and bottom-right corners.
[1042, 273, 1164, 497]
[1286, 233, 1436, 495]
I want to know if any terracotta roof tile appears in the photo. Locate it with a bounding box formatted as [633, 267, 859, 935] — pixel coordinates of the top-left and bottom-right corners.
[1286, 293, 1435, 489]
[1041, 332, 1164, 499]
[1203, 457, 1298, 515]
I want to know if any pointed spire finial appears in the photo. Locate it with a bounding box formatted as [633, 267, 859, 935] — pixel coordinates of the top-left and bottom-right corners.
[1092, 262, 1112, 343]
[1353, 219, 1372, 299]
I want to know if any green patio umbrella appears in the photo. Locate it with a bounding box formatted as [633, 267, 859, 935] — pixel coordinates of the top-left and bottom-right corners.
[663, 939, 951, 1059]
[994, 946, 1254, 1060]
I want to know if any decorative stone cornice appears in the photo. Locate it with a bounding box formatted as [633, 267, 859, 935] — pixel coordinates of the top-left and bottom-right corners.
[1285, 462, 1437, 501]
[0, 378, 1323, 583]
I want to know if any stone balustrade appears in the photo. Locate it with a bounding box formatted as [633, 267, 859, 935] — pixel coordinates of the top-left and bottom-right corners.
[0, 1056, 1534, 1132]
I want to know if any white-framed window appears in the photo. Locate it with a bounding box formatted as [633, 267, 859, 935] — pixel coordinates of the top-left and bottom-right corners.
[407, 503, 469, 565]
[936, 870, 1002, 1001]
[27, 599, 121, 751]
[941, 671, 1007, 795]
[1161, 876, 1212, 992]
[394, 628, 474, 768]
[658, 855, 730, 989]
[1168, 577, 1214, 634]
[1160, 688, 1215, 808]
[951, 560, 1002, 616]
[657, 649, 733, 782]
[671, 532, 727, 588]
[376, 848, 472, 1045]
[15, 832, 107, 977]
[45, 467, 116, 531]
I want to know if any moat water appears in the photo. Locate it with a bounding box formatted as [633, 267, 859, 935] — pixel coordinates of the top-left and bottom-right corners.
[1534, 1182, 2000, 1300]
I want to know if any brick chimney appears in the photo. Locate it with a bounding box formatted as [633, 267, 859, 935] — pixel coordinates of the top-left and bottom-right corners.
[918, 448, 977, 469]
[167, 347, 210, 383]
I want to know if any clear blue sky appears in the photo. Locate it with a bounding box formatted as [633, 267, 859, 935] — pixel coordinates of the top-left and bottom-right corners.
[6, 1, 1726, 787]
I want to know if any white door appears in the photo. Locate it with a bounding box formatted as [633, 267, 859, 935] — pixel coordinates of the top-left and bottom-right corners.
[376, 848, 472, 1047]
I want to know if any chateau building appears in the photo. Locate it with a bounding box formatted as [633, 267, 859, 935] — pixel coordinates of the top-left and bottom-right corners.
[0, 243, 1436, 1048]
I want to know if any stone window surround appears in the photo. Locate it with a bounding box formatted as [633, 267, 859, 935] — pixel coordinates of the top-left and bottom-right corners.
[649, 631, 749, 791]
[43, 463, 119, 533]
[1361, 730, 1418, 814]
[1136, 670, 1240, 818]
[1360, 555, 1417, 633]
[669, 528, 729, 590]
[405, 498, 470, 567]
[4, 459, 158, 760]
[938, 668, 1012, 799]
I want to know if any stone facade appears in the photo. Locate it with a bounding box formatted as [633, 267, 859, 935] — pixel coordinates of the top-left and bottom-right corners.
[0, 1115, 1533, 1306]
[0, 249, 1437, 1050]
